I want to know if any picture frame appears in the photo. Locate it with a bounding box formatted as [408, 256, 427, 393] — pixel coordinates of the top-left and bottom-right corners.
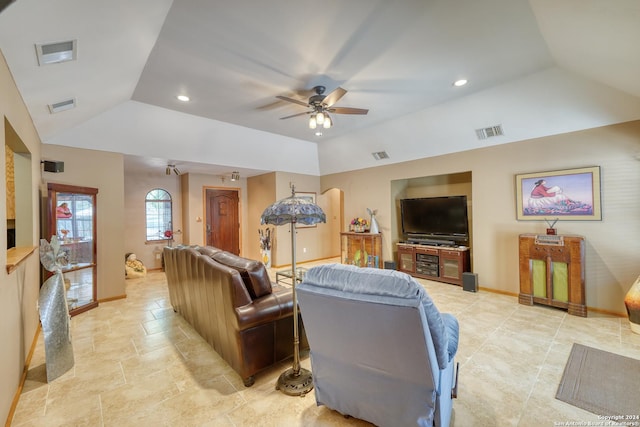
[515, 166, 601, 221]
[295, 192, 317, 228]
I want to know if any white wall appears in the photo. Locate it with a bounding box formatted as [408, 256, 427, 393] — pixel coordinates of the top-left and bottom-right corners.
[1, 51, 42, 425]
[246, 172, 336, 267]
[41, 144, 126, 302]
[124, 170, 183, 269]
[322, 120, 640, 315]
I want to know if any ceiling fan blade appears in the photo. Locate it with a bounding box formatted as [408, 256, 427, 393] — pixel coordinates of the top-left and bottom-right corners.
[327, 107, 369, 115]
[322, 87, 347, 108]
[280, 111, 311, 120]
[276, 95, 309, 107]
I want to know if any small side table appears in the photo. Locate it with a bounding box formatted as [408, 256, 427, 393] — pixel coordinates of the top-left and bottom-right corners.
[276, 267, 308, 286]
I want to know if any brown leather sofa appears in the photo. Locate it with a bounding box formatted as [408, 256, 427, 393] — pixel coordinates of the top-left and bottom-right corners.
[163, 245, 307, 386]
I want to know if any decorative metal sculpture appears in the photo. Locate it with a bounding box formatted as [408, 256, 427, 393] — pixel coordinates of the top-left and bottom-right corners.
[39, 236, 74, 382]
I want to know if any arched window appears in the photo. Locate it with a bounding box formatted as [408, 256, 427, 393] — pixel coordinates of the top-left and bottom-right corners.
[145, 188, 173, 241]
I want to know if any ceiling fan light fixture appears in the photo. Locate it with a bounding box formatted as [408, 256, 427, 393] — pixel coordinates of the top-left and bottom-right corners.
[277, 86, 367, 131]
[323, 114, 331, 129]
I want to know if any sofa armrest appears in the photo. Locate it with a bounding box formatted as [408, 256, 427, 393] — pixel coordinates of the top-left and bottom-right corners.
[441, 313, 459, 362]
[235, 289, 294, 329]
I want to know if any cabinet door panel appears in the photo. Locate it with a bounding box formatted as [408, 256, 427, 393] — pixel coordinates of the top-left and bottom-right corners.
[441, 258, 459, 279]
[552, 262, 569, 302]
[532, 259, 547, 298]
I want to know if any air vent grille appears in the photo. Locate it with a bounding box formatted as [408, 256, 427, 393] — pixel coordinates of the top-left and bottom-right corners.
[475, 124, 504, 140]
[48, 98, 76, 113]
[372, 151, 389, 160]
[36, 40, 77, 65]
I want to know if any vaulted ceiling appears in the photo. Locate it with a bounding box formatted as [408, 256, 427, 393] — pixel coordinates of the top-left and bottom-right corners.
[1, 0, 640, 177]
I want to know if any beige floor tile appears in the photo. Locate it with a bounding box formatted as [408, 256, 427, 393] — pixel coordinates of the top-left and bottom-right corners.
[153, 376, 246, 425]
[11, 261, 637, 427]
[99, 370, 181, 425]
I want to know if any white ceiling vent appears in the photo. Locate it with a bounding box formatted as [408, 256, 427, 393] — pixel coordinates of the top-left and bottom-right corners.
[372, 151, 390, 160]
[35, 40, 77, 65]
[48, 98, 76, 113]
[475, 124, 504, 140]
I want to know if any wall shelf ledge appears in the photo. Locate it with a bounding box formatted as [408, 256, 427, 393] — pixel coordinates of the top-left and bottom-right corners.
[6, 246, 37, 274]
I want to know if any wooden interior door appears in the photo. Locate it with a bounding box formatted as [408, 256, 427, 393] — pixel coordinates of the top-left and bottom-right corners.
[206, 189, 240, 254]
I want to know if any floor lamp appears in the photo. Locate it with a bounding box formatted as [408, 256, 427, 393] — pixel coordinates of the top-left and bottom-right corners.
[260, 186, 326, 396]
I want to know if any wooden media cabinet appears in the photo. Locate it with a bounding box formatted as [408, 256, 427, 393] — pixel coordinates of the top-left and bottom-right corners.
[397, 242, 470, 286]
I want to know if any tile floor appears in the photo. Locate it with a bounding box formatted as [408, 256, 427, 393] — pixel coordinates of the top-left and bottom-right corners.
[11, 260, 640, 426]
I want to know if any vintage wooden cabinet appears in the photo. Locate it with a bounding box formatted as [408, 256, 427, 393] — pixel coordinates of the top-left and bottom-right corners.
[518, 234, 586, 317]
[341, 232, 382, 268]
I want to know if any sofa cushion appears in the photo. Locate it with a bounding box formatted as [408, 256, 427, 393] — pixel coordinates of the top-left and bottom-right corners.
[302, 263, 457, 369]
[212, 251, 272, 299]
[197, 246, 222, 258]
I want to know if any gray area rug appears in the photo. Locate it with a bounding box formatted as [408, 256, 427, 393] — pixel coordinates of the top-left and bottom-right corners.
[556, 343, 640, 417]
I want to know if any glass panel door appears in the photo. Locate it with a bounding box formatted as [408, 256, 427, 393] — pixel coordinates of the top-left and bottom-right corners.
[48, 183, 98, 316]
[441, 257, 460, 280]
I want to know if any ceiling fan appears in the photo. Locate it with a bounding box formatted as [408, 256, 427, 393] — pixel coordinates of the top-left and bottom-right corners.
[277, 86, 368, 130]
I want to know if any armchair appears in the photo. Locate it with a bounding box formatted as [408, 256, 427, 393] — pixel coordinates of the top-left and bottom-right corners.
[297, 264, 459, 427]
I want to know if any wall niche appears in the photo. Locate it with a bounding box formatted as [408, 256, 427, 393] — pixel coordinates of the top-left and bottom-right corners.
[5, 117, 33, 251]
[391, 171, 473, 266]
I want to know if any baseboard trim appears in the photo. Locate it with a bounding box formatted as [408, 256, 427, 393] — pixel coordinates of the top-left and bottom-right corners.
[474, 287, 626, 318]
[6, 324, 41, 427]
[478, 287, 518, 297]
[587, 306, 626, 318]
[98, 294, 127, 304]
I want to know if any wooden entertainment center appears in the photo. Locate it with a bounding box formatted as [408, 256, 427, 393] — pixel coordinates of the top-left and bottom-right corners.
[397, 242, 470, 286]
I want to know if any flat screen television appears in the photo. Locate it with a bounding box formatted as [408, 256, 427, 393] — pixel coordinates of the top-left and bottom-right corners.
[400, 196, 469, 244]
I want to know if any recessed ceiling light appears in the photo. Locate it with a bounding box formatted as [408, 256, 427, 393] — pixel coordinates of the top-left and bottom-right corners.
[177, 95, 190, 102]
[315, 131, 323, 136]
[453, 79, 468, 87]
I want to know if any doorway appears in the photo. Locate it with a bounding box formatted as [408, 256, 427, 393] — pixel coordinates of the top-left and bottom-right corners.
[47, 183, 99, 316]
[205, 188, 240, 254]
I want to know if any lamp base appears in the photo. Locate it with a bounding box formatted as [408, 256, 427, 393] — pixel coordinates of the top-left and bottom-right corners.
[275, 367, 314, 396]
